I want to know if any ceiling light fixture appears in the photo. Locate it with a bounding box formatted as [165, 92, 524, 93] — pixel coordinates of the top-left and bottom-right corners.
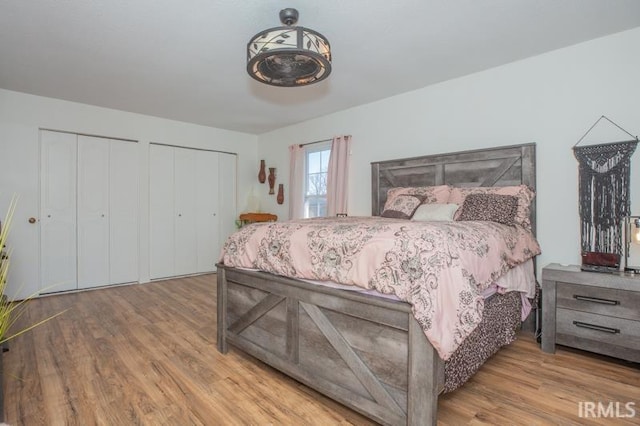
[247, 8, 331, 87]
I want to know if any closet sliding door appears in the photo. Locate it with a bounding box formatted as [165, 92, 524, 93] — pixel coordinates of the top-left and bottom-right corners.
[110, 140, 139, 284]
[196, 150, 220, 274]
[40, 131, 78, 292]
[77, 136, 110, 289]
[174, 148, 198, 276]
[149, 145, 175, 279]
[40, 130, 139, 293]
[149, 144, 227, 280]
[218, 152, 236, 248]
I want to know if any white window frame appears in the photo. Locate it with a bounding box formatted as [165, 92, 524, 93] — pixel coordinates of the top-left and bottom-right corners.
[303, 142, 331, 218]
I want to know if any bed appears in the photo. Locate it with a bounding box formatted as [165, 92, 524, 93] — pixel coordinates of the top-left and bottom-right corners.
[216, 143, 538, 425]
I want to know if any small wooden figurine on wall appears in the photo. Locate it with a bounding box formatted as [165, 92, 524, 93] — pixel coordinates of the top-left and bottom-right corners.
[277, 184, 284, 204]
[268, 168, 276, 194]
[258, 160, 266, 183]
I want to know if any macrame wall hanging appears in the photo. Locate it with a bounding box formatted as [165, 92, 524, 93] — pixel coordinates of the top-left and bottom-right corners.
[573, 116, 638, 256]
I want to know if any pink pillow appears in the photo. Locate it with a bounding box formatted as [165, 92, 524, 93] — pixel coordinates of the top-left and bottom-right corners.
[381, 194, 424, 219]
[384, 185, 451, 212]
[448, 185, 535, 228]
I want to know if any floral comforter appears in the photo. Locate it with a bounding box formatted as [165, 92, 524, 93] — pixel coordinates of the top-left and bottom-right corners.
[219, 216, 541, 360]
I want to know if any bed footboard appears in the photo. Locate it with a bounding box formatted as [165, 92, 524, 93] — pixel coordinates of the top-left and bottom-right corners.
[216, 264, 444, 426]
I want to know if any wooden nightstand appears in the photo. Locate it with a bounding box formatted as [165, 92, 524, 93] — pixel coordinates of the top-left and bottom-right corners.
[541, 263, 640, 362]
[238, 213, 277, 226]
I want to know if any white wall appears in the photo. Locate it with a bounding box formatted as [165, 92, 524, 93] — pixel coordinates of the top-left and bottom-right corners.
[0, 89, 257, 299]
[257, 27, 640, 274]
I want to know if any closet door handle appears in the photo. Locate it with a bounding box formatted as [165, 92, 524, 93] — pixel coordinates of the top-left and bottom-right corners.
[573, 321, 620, 334]
[573, 295, 619, 305]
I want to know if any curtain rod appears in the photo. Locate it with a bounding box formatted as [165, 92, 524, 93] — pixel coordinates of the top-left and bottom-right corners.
[299, 138, 332, 148]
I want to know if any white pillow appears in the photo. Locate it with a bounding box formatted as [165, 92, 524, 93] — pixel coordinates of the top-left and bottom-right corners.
[410, 203, 458, 221]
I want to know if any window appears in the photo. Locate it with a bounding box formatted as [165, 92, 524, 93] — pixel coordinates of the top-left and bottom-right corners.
[304, 144, 331, 218]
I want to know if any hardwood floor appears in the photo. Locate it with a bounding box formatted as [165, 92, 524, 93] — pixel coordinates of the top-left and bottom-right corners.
[3, 275, 639, 425]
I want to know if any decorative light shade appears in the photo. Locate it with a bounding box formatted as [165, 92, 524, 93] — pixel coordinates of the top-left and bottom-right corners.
[623, 215, 640, 272]
[247, 8, 331, 87]
[630, 217, 640, 244]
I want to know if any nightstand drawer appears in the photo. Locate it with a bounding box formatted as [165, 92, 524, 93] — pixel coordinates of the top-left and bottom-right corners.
[556, 308, 640, 362]
[556, 282, 640, 321]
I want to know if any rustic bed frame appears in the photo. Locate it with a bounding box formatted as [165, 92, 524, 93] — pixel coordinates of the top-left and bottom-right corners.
[217, 143, 536, 425]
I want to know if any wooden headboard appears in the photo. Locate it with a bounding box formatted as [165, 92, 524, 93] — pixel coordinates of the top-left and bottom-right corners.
[371, 143, 536, 232]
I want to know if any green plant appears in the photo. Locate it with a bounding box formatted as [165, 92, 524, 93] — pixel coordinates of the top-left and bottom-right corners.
[0, 196, 66, 344]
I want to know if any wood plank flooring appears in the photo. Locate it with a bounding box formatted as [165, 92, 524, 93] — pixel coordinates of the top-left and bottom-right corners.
[2, 274, 639, 425]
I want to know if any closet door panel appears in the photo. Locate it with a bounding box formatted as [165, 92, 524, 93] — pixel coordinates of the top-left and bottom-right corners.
[110, 140, 139, 284]
[218, 152, 237, 255]
[77, 136, 110, 289]
[196, 151, 219, 273]
[40, 131, 77, 292]
[174, 148, 197, 276]
[149, 145, 176, 279]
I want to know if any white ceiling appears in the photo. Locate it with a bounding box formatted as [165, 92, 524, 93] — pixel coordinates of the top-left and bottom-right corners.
[1, 1, 639, 135]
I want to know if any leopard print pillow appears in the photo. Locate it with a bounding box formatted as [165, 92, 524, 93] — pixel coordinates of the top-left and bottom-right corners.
[457, 193, 518, 225]
[448, 185, 535, 229]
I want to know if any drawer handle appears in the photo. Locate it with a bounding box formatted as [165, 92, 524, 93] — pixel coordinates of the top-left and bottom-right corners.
[573, 321, 620, 334]
[573, 295, 619, 305]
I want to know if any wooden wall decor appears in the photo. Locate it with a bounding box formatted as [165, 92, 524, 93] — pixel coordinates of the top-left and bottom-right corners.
[268, 168, 276, 194]
[277, 184, 284, 204]
[258, 160, 266, 183]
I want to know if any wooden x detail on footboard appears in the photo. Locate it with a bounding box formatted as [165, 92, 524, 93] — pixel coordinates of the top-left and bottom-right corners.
[216, 264, 444, 426]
